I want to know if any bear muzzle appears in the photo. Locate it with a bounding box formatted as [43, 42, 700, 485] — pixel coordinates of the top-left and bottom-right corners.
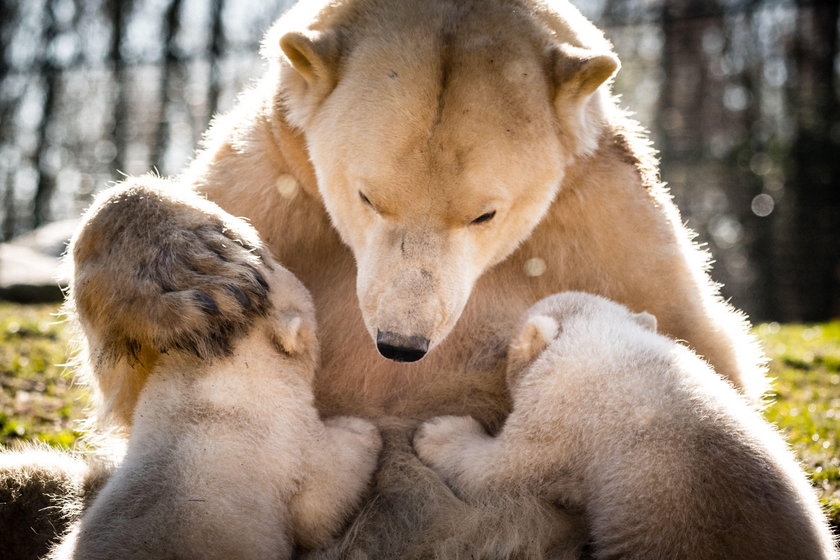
[375, 330, 430, 362]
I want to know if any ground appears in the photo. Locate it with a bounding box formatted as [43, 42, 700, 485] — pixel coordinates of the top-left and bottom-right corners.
[0, 304, 86, 449]
[0, 302, 837, 528]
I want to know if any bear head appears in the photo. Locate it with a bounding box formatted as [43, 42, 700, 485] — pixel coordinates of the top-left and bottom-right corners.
[268, 0, 619, 362]
[506, 291, 657, 387]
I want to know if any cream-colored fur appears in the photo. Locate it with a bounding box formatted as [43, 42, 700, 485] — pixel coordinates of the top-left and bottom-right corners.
[51, 188, 381, 559]
[302, 417, 589, 560]
[5, 0, 774, 557]
[176, 0, 767, 430]
[415, 292, 838, 560]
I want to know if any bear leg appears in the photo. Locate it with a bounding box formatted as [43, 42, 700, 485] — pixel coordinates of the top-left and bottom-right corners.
[290, 416, 382, 549]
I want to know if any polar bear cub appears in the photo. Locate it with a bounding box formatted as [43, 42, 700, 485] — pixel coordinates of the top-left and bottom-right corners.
[53, 256, 382, 560]
[415, 292, 837, 560]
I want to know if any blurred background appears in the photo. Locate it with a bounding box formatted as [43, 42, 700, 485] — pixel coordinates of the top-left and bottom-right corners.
[0, 0, 837, 322]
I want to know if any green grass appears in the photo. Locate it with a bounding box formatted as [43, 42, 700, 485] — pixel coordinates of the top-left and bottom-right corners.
[0, 303, 88, 449]
[0, 303, 838, 526]
[758, 320, 840, 524]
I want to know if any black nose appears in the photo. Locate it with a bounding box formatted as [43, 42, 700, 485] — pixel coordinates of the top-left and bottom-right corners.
[376, 330, 430, 362]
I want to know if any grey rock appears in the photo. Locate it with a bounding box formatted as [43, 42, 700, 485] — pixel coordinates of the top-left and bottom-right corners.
[0, 220, 77, 303]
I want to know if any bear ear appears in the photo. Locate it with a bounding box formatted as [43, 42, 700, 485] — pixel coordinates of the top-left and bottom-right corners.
[509, 314, 559, 367]
[550, 44, 619, 156]
[271, 313, 311, 357]
[280, 30, 338, 88]
[631, 311, 657, 333]
[553, 43, 619, 100]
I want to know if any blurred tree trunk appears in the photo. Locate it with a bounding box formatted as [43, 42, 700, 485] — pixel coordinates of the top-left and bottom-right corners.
[0, 0, 18, 240]
[150, 0, 184, 172]
[659, 0, 726, 166]
[779, 0, 840, 320]
[207, 0, 226, 119]
[32, 0, 59, 228]
[107, 0, 132, 178]
[729, 1, 773, 322]
[658, 0, 765, 316]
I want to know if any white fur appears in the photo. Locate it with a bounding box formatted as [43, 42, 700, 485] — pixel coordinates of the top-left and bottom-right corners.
[52, 266, 381, 560]
[416, 292, 838, 560]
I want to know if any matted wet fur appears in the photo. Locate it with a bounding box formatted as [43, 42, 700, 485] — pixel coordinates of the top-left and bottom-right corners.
[3, 0, 775, 557]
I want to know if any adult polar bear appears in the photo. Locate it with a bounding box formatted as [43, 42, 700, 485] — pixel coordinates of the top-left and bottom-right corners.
[174, 0, 767, 421]
[9, 0, 768, 557]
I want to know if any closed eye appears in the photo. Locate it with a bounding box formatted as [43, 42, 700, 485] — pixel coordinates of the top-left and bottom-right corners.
[470, 210, 496, 225]
[359, 191, 373, 207]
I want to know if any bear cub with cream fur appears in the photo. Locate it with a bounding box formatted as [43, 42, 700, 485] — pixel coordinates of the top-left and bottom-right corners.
[415, 292, 837, 560]
[51, 179, 382, 560]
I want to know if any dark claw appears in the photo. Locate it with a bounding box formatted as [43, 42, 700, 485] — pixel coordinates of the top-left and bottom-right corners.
[256, 248, 275, 271]
[226, 284, 252, 311]
[193, 291, 220, 315]
[236, 238, 256, 252]
[247, 265, 270, 293]
[220, 225, 248, 244]
[125, 338, 141, 364]
[203, 237, 233, 264]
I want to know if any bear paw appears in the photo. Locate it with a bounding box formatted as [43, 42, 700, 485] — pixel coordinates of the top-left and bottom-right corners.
[325, 416, 382, 454]
[413, 415, 484, 465]
[70, 176, 274, 363]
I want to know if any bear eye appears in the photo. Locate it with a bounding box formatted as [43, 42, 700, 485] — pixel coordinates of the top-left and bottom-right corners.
[359, 191, 376, 211]
[470, 210, 496, 225]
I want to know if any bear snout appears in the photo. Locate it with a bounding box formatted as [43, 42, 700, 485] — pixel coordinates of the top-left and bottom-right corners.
[375, 330, 430, 362]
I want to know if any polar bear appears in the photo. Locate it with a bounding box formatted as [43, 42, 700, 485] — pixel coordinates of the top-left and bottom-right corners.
[3, 0, 773, 557]
[415, 292, 838, 560]
[49, 176, 382, 560]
